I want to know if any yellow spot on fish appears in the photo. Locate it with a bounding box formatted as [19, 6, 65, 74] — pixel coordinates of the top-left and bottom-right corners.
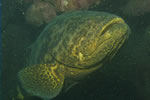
[72, 37, 85, 60]
[86, 41, 97, 52]
[41, 64, 60, 89]
[79, 52, 83, 61]
[105, 33, 111, 38]
[51, 64, 59, 82]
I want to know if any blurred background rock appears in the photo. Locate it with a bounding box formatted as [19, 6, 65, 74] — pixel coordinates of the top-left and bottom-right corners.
[25, 0, 57, 27]
[121, 0, 150, 16]
[1, 0, 150, 100]
[16, 0, 101, 26]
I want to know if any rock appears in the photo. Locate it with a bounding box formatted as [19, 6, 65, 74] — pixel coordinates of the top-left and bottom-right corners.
[25, 1, 56, 27]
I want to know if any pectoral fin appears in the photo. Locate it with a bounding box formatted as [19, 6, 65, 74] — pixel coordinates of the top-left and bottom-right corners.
[18, 64, 64, 100]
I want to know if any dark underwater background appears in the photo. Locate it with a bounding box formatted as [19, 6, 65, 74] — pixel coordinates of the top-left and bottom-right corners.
[1, 0, 150, 100]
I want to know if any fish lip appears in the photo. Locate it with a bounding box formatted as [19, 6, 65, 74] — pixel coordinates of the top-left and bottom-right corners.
[84, 17, 130, 68]
[91, 17, 127, 54]
[100, 17, 125, 36]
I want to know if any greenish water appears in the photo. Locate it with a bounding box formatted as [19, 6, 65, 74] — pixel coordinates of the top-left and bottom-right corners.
[2, 0, 150, 100]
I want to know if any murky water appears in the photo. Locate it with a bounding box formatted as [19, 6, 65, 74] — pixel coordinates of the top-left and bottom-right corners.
[1, 0, 150, 100]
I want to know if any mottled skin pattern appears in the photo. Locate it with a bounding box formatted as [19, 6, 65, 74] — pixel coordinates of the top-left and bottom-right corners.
[18, 11, 130, 100]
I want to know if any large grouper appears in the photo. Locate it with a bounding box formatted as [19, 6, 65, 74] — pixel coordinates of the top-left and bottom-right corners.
[18, 11, 131, 100]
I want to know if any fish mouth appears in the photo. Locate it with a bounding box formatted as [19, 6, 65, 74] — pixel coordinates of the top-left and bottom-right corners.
[94, 17, 130, 59]
[87, 17, 130, 56]
[83, 17, 129, 57]
[100, 17, 127, 36]
[81, 17, 130, 69]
